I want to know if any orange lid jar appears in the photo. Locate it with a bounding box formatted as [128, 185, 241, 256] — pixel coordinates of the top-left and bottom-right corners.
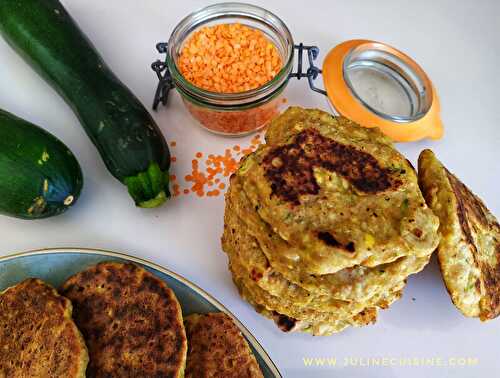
[321, 40, 443, 142]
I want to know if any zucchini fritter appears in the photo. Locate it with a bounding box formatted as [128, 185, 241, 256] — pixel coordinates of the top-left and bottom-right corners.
[238, 107, 439, 275]
[60, 262, 187, 378]
[0, 279, 88, 378]
[184, 313, 263, 378]
[418, 149, 500, 320]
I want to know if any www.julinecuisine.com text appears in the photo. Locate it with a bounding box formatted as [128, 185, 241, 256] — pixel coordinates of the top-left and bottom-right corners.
[302, 356, 479, 368]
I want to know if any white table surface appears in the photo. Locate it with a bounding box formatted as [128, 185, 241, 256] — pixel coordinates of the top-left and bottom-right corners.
[1, 1, 499, 377]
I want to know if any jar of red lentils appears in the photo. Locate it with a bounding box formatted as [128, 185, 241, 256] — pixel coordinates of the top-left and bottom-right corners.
[156, 3, 294, 136]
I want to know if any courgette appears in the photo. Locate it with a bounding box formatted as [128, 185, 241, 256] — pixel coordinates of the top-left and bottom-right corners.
[0, 0, 171, 208]
[0, 109, 83, 219]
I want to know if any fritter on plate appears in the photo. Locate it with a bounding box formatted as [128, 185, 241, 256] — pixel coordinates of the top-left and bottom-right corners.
[60, 262, 187, 378]
[184, 312, 263, 378]
[237, 107, 439, 275]
[0, 278, 88, 378]
[418, 149, 500, 320]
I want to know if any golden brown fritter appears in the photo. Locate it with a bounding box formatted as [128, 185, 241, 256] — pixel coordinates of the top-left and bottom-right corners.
[419, 149, 500, 320]
[60, 262, 187, 378]
[237, 107, 439, 275]
[184, 313, 263, 378]
[0, 278, 88, 378]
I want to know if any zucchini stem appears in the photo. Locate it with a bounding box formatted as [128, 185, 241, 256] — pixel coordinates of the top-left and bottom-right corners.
[124, 162, 170, 208]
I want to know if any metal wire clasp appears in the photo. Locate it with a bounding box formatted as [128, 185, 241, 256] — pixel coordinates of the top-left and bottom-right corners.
[289, 43, 327, 95]
[151, 42, 174, 110]
[151, 42, 327, 110]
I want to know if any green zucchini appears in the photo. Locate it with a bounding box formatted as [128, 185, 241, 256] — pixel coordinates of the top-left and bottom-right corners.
[0, 109, 83, 219]
[0, 0, 171, 208]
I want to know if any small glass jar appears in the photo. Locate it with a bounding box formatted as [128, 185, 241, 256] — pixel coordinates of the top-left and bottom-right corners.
[164, 3, 294, 136]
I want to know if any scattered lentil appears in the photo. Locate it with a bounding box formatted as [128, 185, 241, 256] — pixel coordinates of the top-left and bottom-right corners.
[207, 189, 221, 197]
[168, 133, 264, 198]
[173, 184, 181, 197]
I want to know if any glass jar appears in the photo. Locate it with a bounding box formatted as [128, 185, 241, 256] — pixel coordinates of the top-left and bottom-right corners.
[162, 3, 294, 136]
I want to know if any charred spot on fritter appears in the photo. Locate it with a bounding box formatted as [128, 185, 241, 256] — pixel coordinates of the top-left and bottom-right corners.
[480, 257, 500, 319]
[317, 231, 356, 253]
[263, 128, 401, 205]
[317, 231, 342, 247]
[273, 312, 297, 332]
[345, 242, 355, 252]
[447, 170, 490, 229]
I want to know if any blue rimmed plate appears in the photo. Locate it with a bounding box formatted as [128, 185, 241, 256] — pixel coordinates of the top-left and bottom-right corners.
[0, 248, 281, 378]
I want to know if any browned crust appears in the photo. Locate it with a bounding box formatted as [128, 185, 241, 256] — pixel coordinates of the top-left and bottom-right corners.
[270, 307, 377, 334]
[262, 128, 402, 205]
[317, 231, 356, 252]
[184, 313, 263, 378]
[419, 149, 500, 320]
[273, 311, 298, 332]
[446, 171, 500, 320]
[0, 278, 88, 378]
[60, 262, 187, 378]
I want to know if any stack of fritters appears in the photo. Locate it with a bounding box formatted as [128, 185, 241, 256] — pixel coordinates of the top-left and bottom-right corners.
[222, 107, 440, 335]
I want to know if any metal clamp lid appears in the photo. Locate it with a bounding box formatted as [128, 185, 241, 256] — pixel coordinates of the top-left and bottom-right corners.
[288, 43, 326, 95]
[151, 42, 328, 111]
[151, 42, 173, 110]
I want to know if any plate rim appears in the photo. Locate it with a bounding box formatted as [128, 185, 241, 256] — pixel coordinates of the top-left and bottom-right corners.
[0, 247, 282, 377]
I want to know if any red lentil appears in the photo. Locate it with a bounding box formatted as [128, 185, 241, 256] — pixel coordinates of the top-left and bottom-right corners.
[178, 23, 282, 93]
[170, 132, 264, 198]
